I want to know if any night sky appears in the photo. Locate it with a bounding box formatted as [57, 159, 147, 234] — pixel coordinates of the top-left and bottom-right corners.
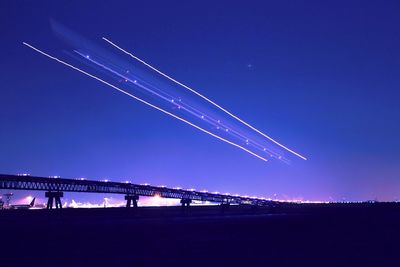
[1, 1, 399, 202]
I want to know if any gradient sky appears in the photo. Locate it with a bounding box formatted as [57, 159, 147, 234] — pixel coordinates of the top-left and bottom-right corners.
[1, 1, 399, 202]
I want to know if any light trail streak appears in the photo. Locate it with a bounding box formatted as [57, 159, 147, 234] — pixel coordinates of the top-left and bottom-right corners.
[73, 49, 284, 160]
[23, 42, 269, 162]
[75, 51, 221, 128]
[102, 37, 307, 161]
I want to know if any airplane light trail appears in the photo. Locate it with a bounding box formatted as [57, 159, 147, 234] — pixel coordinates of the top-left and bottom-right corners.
[102, 37, 307, 161]
[72, 49, 284, 160]
[22, 42, 270, 162]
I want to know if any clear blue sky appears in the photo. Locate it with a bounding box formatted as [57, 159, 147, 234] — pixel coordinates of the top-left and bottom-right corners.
[1, 1, 399, 202]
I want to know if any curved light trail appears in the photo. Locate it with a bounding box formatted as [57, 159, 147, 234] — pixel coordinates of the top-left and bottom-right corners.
[72, 49, 283, 161]
[23, 42, 269, 162]
[102, 37, 307, 161]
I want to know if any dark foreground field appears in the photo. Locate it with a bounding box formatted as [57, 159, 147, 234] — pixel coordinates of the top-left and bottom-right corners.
[1, 203, 400, 267]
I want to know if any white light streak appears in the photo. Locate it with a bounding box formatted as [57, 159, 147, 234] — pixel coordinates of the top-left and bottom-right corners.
[23, 42, 269, 162]
[102, 37, 307, 161]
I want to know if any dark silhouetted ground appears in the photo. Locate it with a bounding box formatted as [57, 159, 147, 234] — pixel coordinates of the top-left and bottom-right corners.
[1, 203, 399, 267]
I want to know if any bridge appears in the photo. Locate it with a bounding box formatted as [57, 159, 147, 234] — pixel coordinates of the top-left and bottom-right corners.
[0, 174, 272, 209]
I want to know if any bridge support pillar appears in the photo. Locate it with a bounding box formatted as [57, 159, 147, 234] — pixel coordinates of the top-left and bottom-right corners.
[251, 204, 260, 212]
[181, 199, 192, 214]
[125, 195, 139, 208]
[45, 191, 64, 209]
[220, 202, 230, 213]
[180, 198, 192, 208]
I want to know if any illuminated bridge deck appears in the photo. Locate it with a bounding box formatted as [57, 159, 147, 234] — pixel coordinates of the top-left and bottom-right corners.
[0, 174, 271, 206]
